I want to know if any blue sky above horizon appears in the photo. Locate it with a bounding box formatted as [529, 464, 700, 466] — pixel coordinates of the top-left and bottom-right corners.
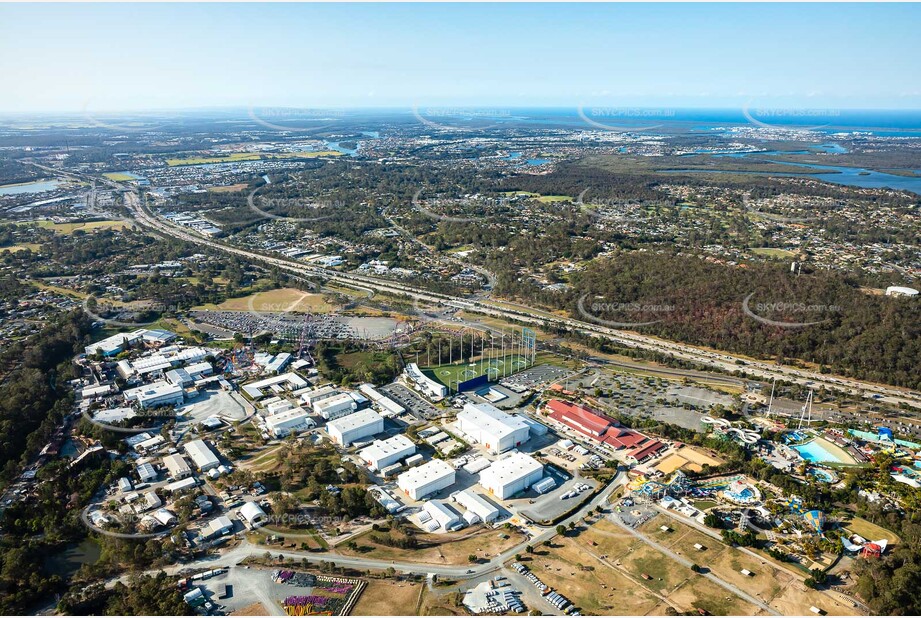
[1, 3, 919, 113]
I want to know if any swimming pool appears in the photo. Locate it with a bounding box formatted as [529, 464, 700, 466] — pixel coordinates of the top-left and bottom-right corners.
[809, 468, 837, 483]
[795, 439, 852, 464]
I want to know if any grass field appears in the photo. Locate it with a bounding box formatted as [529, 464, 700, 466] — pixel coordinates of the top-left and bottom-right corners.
[195, 288, 340, 313]
[422, 353, 532, 389]
[102, 172, 137, 181]
[166, 151, 344, 166]
[536, 194, 574, 203]
[632, 515, 861, 616]
[843, 516, 901, 545]
[28, 219, 128, 234]
[340, 526, 526, 565]
[352, 580, 424, 616]
[0, 242, 42, 253]
[166, 152, 263, 166]
[751, 247, 797, 259]
[208, 183, 249, 193]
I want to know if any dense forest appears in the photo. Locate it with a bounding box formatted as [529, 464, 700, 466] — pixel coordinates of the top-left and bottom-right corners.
[0, 310, 94, 481]
[505, 251, 921, 389]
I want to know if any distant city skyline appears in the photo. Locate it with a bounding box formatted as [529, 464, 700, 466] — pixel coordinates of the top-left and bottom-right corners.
[1, 3, 919, 113]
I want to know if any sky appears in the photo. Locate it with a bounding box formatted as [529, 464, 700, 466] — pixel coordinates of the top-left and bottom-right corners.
[0, 2, 919, 113]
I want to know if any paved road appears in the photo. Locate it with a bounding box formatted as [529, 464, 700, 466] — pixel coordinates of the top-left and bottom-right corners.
[110, 187, 921, 412]
[28, 160, 921, 412]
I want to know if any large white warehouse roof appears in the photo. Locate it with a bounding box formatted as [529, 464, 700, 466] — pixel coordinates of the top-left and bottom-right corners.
[480, 453, 543, 489]
[459, 403, 528, 440]
[183, 439, 220, 471]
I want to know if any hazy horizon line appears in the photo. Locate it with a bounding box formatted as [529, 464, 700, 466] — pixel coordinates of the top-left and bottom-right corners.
[3, 105, 921, 117]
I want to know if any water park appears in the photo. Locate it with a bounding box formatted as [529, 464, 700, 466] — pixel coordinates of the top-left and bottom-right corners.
[700, 416, 760, 444]
[783, 430, 860, 466]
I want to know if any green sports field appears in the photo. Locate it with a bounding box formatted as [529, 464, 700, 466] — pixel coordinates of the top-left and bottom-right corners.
[422, 353, 531, 390]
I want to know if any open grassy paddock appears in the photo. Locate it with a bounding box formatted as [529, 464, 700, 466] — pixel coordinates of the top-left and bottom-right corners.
[195, 287, 340, 313]
[102, 172, 138, 181]
[751, 247, 797, 259]
[633, 515, 861, 616]
[27, 219, 129, 234]
[338, 525, 526, 565]
[166, 151, 344, 166]
[352, 579, 425, 616]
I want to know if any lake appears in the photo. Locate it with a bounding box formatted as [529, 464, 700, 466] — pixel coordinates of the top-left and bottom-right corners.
[664, 159, 921, 195]
[0, 179, 63, 196]
[45, 538, 102, 579]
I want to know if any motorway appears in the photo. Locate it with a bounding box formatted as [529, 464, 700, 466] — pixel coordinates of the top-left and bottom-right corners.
[111, 187, 921, 413]
[24, 159, 920, 411]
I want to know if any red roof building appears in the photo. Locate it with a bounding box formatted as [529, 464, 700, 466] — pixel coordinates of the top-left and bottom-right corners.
[627, 440, 666, 463]
[861, 543, 883, 559]
[545, 400, 649, 450]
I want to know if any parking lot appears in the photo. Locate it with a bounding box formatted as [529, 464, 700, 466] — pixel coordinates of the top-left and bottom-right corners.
[500, 364, 572, 393]
[380, 382, 440, 420]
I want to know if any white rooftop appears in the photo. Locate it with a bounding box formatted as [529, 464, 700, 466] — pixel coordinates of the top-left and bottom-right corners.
[398, 459, 455, 489]
[327, 409, 383, 433]
[459, 402, 528, 439]
[479, 453, 543, 485]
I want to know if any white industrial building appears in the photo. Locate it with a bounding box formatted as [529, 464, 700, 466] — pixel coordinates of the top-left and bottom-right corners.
[162, 454, 192, 480]
[165, 368, 194, 387]
[357, 383, 404, 416]
[422, 500, 463, 531]
[133, 435, 165, 452]
[397, 459, 456, 500]
[264, 407, 316, 438]
[185, 361, 213, 379]
[183, 439, 220, 471]
[265, 352, 292, 374]
[479, 453, 544, 499]
[300, 385, 340, 407]
[153, 508, 178, 527]
[240, 501, 268, 527]
[165, 476, 199, 494]
[93, 407, 136, 424]
[327, 409, 383, 446]
[84, 329, 145, 357]
[124, 380, 185, 409]
[81, 383, 115, 400]
[136, 462, 158, 483]
[314, 392, 359, 420]
[265, 399, 293, 415]
[358, 383, 385, 401]
[201, 515, 234, 539]
[242, 372, 310, 400]
[405, 363, 448, 399]
[454, 489, 500, 524]
[359, 435, 416, 471]
[457, 402, 530, 454]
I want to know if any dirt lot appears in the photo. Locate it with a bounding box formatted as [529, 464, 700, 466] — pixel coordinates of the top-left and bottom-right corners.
[521, 538, 662, 616]
[230, 603, 269, 616]
[352, 579, 424, 616]
[636, 516, 861, 616]
[530, 517, 768, 615]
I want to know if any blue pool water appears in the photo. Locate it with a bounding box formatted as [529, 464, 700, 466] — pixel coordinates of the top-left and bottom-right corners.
[795, 440, 848, 464]
[809, 468, 835, 483]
